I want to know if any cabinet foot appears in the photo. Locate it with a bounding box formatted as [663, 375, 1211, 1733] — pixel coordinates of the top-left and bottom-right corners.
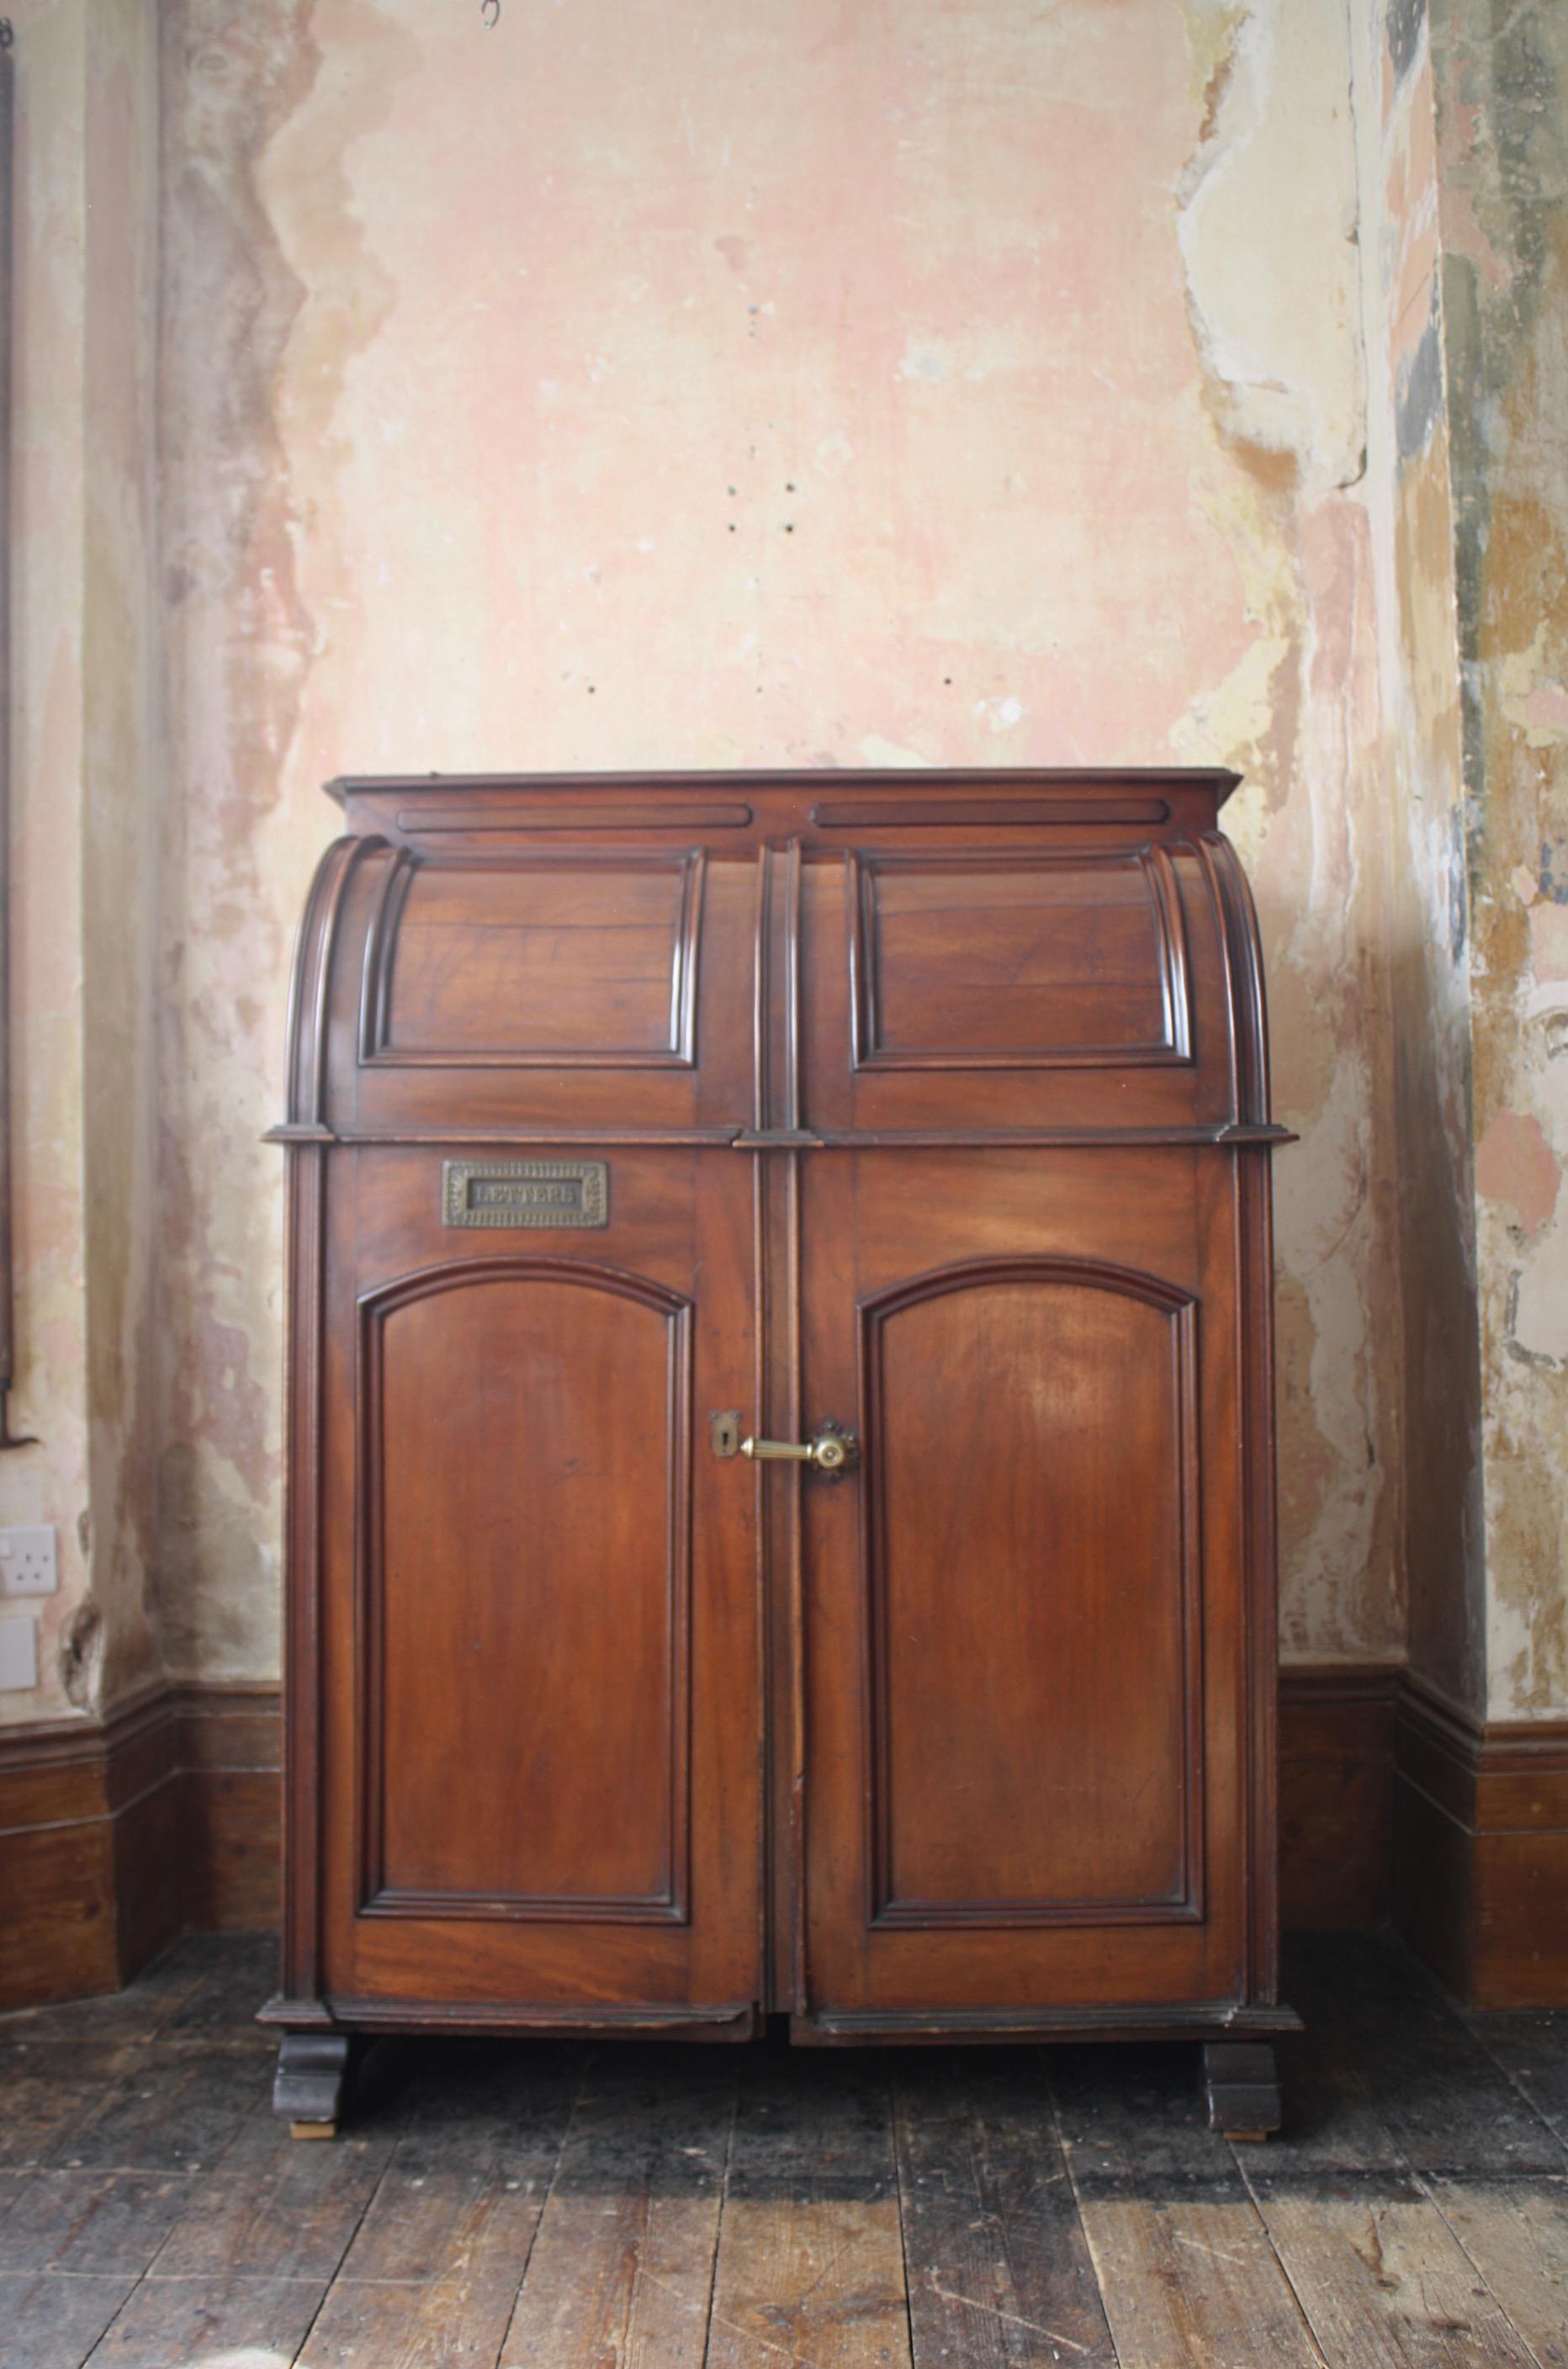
[274, 2031, 354, 2136]
[1202, 2041, 1281, 2138]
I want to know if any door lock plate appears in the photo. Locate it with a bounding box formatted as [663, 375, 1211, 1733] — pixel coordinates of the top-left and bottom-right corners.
[709, 1410, 742, 1459]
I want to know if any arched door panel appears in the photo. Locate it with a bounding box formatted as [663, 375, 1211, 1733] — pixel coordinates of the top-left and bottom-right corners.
[861, 1262, 1200, 1926]
[360, 1262, 691, 1920]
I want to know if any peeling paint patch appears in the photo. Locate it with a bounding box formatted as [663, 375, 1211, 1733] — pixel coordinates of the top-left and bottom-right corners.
[898, 341, 950, 384]
[1528, 899, 1568, 979]
[856, 734, 928, 769]
[1387, 0, 1427, 85]
[58, 1598, 103, 1709]
[1503, 1266, 1566, 1371]
[1475, 1108, 1561, 1236]
[1177, 0, 1365, 494]
[1395, 286, 1444, 459]
[1446, 801, 1469, 962]
[1499, 624, 1568, 748]
[974, 694, 1024, 733]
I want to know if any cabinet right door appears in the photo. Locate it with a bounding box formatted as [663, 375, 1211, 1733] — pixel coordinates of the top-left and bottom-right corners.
[796, 1146, 1253, 2032]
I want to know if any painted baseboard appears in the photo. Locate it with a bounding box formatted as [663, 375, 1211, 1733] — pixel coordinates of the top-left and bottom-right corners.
[3, 1668, 1565, 2011]
[0, 1681, 279, 2011]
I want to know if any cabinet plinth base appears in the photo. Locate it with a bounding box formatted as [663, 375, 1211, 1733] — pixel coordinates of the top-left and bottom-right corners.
[1202, 2040, 1282, 2137]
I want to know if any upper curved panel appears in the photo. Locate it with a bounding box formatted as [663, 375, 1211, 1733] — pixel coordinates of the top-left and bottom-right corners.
[805, 829, 1266, 1140]
[276, 774, 1277, 1145]
[847, 845, 1192, 1073]
[359, 846, 705, 1070]
[279, 830, 752, 1142]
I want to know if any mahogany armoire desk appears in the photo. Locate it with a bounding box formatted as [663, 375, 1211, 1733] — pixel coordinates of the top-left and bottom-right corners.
[263, 769, 1296, 2137]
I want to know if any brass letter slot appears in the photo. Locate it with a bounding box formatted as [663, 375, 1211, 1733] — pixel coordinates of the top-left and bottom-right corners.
[442, 1158, 609, 1229]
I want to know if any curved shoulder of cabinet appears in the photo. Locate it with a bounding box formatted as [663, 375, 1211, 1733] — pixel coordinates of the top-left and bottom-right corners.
[272, 834, 390, 1139]
[285, 827, 730, 1139]
[816, 827, 1274, 1139]
[269, 783, 1279, 1145]
[1194, 830, 1273, 1131]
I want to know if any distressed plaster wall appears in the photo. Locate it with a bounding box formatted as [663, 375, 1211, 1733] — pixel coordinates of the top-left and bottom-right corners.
[82, 0, 163, 1714]
[1430, 0, 1568, 1718]
[1173, 0, 1403, 1669]
[1353, 0, 1483, 1711]
[0, 0, 162, 1727]
[0, 0, 1554, 1786]
[149, 0, 1405, 1690]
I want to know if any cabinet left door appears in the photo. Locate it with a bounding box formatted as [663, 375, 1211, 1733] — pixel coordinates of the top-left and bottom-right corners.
[298, 1142, 761, 2034]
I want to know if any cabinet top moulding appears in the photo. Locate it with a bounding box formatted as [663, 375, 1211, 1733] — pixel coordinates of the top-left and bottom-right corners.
[326, 767, 1242, 851]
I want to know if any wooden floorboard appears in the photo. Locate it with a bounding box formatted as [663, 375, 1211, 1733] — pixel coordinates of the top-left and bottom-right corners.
[1052, 2043, 1327, 2368]
[896, 2052, 1115, 2367]
[0, 1932, 1564, 2368]
[0, 2270, 138, 2369]
[81, 2271, 330, 2366]
[707, 2051, 912, 2369]
[0, 2167, 191, 2277]
[500, 2048, 734, 2369]
[1251, 2186, 1539, 2368]
[1423, 2176, 1568, 2368]
[1242, 1932, 1568, 2368]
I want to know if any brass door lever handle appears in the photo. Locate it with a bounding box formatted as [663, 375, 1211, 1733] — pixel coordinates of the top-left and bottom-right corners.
[741, 1421, 858, 1473]
[709, 1412, 859, 1475]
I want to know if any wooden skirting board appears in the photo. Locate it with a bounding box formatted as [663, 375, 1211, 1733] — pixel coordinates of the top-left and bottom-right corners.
[1278, 1663, 1401, 1932]
[0, 1680, 279, 2011]
[1392, 1672, 1568, 2011]
[1279, 1662, 1568, 2008]
[1, 1667, 1564, 2012]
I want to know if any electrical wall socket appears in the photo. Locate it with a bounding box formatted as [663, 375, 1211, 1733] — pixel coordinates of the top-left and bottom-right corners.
[0, 1614, 38, 1691]
[0, 1525, 56, 1597]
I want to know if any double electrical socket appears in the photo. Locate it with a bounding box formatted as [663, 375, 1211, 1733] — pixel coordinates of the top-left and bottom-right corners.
[0, 1530, 56, 1693]
[0, 1524, 56, 1597]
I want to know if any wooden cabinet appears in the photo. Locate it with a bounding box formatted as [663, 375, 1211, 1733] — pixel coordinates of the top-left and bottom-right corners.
[265, 771, 1295, 2137]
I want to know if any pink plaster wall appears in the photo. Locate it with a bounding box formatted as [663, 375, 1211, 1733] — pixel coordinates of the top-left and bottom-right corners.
[148, 0, 1406, 1687]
